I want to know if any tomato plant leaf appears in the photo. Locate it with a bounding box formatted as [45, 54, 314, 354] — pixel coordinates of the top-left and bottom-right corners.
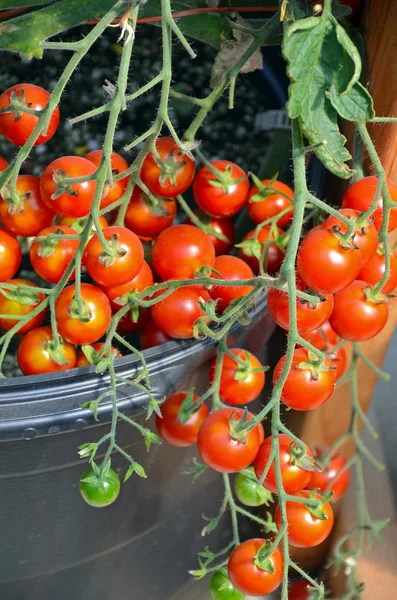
[328, 82, 374, 122]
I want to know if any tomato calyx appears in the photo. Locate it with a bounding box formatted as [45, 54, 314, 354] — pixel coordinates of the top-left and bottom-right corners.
[98, 232, 127, 267]
[233, 351, 269, 383]
[178, 388, 202, 423]
[68, 295, 93, 322]
[45, 336, 70, 367]
[207, 163, 247, 195]
[37, 228, 67, 258]
[0, 285, 40, 305]
[253, 541, 276, 573]
[81, 344, 118, 373]
[156, 147, 187, 187]
[142, 192, 173, 217]
[304, 489, 334, 520]
[228, 407, 253, 444]
[0, 184, 30, 215]
[363, 284, 387, 305]
[289, 442, 323, 472]
[329, 224, 360, 251]
[295, 350, 336, 381]
[195, 264, 222, 278]
[249, 172, 287, 204]
[0, 88, 37, 121]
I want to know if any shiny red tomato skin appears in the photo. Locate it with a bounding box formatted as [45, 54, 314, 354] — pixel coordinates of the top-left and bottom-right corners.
[307, 448, 351, 501]
[254, 434, 313, 494]
[288, 579, 312, 600]
[125, 187, 176, 240]
[330, 280, 388, 341]
[0, 175, 54, 237]
[0, 229, 21, 281]
[299, 321, 340, 351]
[197, 407, 262, 473]
[17, 325, 76, 375]
[40, 156, 97, 218]
[100, 260, 153, 312]
[30, 225, 79, 283]
[117, 307, 149, 335]
[209, 348, 265, 405]
[55, 283, 111, 345]
[0, 279, 47, 334]
[84, 226, 144, 287]
[297, 228, 362, 294]
[238, 225, 285, 275]
[85, 150, 130, 210]
[185, 209, 236, 255]
[342, 176, 397, 232]
[358, 250, 397, 295]
[209, 255, 254, 313]
[193, 160, 249, 217]
[0, 156, 8, 171]
[273, 348, 336, 410]
[76, 343, 122, 367]
[228, 539, 283, 597]
[330, 346, 348, 381]
[247, 179, 294, 228]
[140, 137, 195, 198]
[152, 224, 215, 280]
[155, 391, 209, 447]
[0, 84, 60, 146]
[322, 208, 378, 267]
[268, 279, 333, 334]
[276, 490, 334, 548]
[58, 214, 108, 237]
[140, 317, 172, 349]
[150, 285, 210, 339]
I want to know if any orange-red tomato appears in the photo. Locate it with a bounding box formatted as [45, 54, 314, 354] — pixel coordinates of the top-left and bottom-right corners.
[184, 209, 235, 255]
[0, 156, 8, 171]
[322, 208, 378, 267]
[125, 187, 176, 240]
[85, 149, 130, 210]
[17, 326, 76, 375]
[330, 346, 349, 381]
[209, 348, 265, 405]
[150, 285, 210, 339]
[299, 321, 340, 351]
[342, 176, 397, 232]
[30, 225, 79, 283]
[76, 343, 122, 367]
[209, 255, 254, 313]
[117, 307, 150, 335]
[247, 179, 294, 228]
[155, 391, 209, 447]
[100, 260, 153, 312]
[140, 317, 172, 350]
[307, 447, 351, 501]
[238, 225, 285, 275]
[0, 228, 21, 281]
[358, 249, 397, 294]
[288, 579, 312, 600]
[0, 279, 47, 334]
[193, 160, 249, 217]
[228, 539, 283, 597]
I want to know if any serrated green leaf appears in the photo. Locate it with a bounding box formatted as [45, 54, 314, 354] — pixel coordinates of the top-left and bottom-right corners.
[328, 81, 374, 122]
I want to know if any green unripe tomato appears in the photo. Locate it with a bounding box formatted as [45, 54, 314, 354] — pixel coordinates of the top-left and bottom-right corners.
[234, 467, 272, 507]
[79, 466, 120, 508]
[210, 570, 245, 600]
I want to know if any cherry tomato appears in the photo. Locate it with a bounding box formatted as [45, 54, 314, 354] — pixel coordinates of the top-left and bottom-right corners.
[307, 447, 351, 501]
[184, 209, 236, 256]
[0, 156, 8, 171]
[40, 156, 97, 218]
[228, 539, 283, 596]
[329, 280, 388, 341]
[140, 317, 172, 349]
[275, 490, 334, 548]
[273, 348, 336, 411]
[140, 137, 195, 198]
[125, 186, 176, 240]
[17, 325, 76, 375]
[0, 175, 54, 237]
[100, 260, 153, 311]
[76, 343, 122, 367]
[197, 407, 262, 473]
[247, 179, 294, 228]
[299, 321, 340, 351]
[322, 208, 378, 267]
[193, 160, 249, 217]
[342, 176, 397, 232]
[209, 348, 265, 405]
[59, 214, 108, 236]
[0, 84, 60, 146]
[288, 579, 312, 600]
[210, 570, 244, 600]
[55, 283, 111, 345]
[0, 228, 21, 281]
[358, 248, 397, 295]
[297, 228, 362, 294]
[84, 226, 144, 287]
[79, 467, 120, 508]
[330, 346, 348, 381]
[152, 224, 215, 280]
[30, 225, 79, 283]
[151, 285, 210, 339]
[117, 307, 149, 335]
[0, 279, 47, 334]
[234, 467, 272, 507]
[254, 434, 313, 494]
[268, 278, 333, 334]
[209, 255, 254, 313]
[238, 225, 285, 275]
[85, 149, 129, 210]
[155, 391, 209, 447]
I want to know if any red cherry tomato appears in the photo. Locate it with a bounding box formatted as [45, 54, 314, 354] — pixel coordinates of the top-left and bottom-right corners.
[288, 579, 312, 600]
[330, 346, 348, 381]
[273, 348, 336, 410]
[17, 325, 76, 375]
[0, 175, 54, 237]
[238, 225, 285, 275]
[197, 407, 262, 473]
[152, 224, 215, 280]
[84, 226, 144, 287]
[140, 137, 195, 198]
[30, 225, 79, 283]
[85, 150, 130, 210]
[322, 208, 378, 267]
[0, 228, 21, 281]
[40, 156, 97, 218]
[125, 186, 176, 240]
[184, 209, 236, 255]
[342, 176, 397, 232]
[247, 179, 294, 228]
[307, 447, 351, 501]
[0, 84, 60, 146]
[155, 391, 209, 447]
[268, 278, 333, 334]
[228, 539, 283, 597]
[76, 343, 122, 367]
[193, 160, 249, 218]
[275, 490, 334, 548]
[329, 280, 388, 341]
[140, 317, 172, 350]
[0, 279, 47, 334]
[117, 307, 149, 335]
[0, 156, 8, 171]
[254, 434, 313, 494]
[55, 283, 111, 345]
[150, 285, 210, 339]
[209, 255, 254, 313]
[209, 348, 265, 405]
[297, 228, 362, 294]
[358, 248, 397, 295]
[100, 260, 153, 312]
[299, 321, 340, 351]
